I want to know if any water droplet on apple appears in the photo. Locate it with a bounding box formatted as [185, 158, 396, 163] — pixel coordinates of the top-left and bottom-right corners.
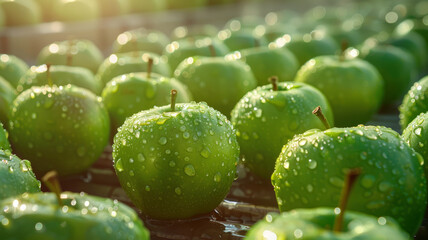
[180, 125, 186, 132]
[255, 108, 262, 118]
[20, 160, 31, 172]
[145, 185, 151, 191]
[298, 139, 307, 146]
[183, 132, 190, 139]
[360, 151, 368, 160]
[361, 175, 375, 189]
[169, 161, 176, 167]
[115, 159, 124, 172]
[158, 137, 167, 145]
[414, 127, 422, 136]
[184, 164, 196, 176]
[306, 184, 313, 192]
[214, 172, 221, 182]
[129, 170, 134, 176]
[200, 148, 210, 158]
[378, 181, 392, 192]
[35, 222, 44, 231]
[77, 146, 86, 157]
[283, 161, 290, 169]
[175, 187, 182, 195]
[31, 113, 37, 119]
[307, 159, 317, 169]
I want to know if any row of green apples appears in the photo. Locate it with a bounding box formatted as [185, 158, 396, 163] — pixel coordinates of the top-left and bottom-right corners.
[0, 0, 246, 27]
[1, 0, 428, 239]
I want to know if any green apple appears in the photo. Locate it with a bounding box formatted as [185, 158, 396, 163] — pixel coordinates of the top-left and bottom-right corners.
[360, 44, 417, 105]
[403, 111, 428, 176]
[0, 76, 17, 127]
[229, 45, 299, 86]
[399, 76, 428, 129]
[394, 19, 428, 54]
[277, 32, 339, 66]
[0, 191, 150, 239]
[224, 16, 265, 32]
[171, 24, 218, 41]
[51, 0, 99, 22]
[230, 80, 334, 179]
[37, 39, 104, 74]
[112, 28, 170, 55]
[0, 6, 5, 28]
[0, 0, 42, 26]
[174, 56, 257, 116]
[113, 100, 240, 219]
[0, 150, 41, 201]
[0, 123, 10, 151]
[164, 37, 229, 72]
[245, 209, 409, 239]
[128, 0, 166, 13]
[262, 23, 297, 42]
[8, 84, 110, 176]
[97, 51, 171, 88]
[218, 29, 268, 52]
[17, 64, 101, 95]
[96, 0, 130, 17]
[102, 71, 193, 134]
[166, 0, 208, 9]
[272, 125, 427, 235]
[388, 32, 428, 72]
[294, 55, 384, 127]
[0, 54, 29, 88]
[34, 0, 56, 21]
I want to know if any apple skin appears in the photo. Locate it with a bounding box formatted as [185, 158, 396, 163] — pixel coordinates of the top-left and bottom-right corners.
[101, 72, 193, 134]
[17, 64, 101, 95]
[0, 123, 10, 151]
[245, 208, 409, 240]
[8, 85, 110, 176]
[0, 0, 42, 26]
[399, 76, 428, 130]
[0, 150, 41, 201]
[174, 56, 257, 116]
[0, 76, 17, 128]
[113, 102, 239, 219]
[164, 37, 230, 72]
[388, 32, 428, 72]
[230, 81, 334, 179]
[171, 24, 218, 41]
[51, 0, 100, 22]
[97, 51, 171, 88]
[360, 44, 417, 105]
[112, 28, 170, 55]
[218, 29, 268, 52]
[0, 54, 29, 88]
[272, 125, 427, 235]
[37, 39, 104, 74]
[403, 111, 428, 177]
[0, 192, 150, 239]
[294, 55, 383, 127]
[232, 46, 299, 86]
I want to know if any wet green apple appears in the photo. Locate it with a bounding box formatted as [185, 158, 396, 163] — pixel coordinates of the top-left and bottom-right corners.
[245, 209, 409, 240]
[112, 28, 170, 55]
[217, 29, 268, 52]
[229, 45, 299, 86]
[0, 150, 41, 201]
[360, 44, 417, 105]
[278, 32, 339, 66]
[113, 100, 239, 219]
[17, 64, 101, 95]
[8, 84, 110, 176]
[0, 191, 150, 239]
[0, 123, 10, 151]
[51, 0, 99, 22]
[295, 55, 383, 127]
[174, 56, 257, 116]
[37, 39, 104, 74]
[272, 125, 427, 235]
[128, 0, 166, 13]
[403, 111, 428, 177]
[102, 71, 192, 134]
[231, 80, 333, 179]
[399, 76, 428, 129]
[0, 54, 29, 88]
[97, 51, 171, 88]
[0, 0, 42, 26]
[171, 24, 218, 41]
[164, 37, 229, 72]
[0, 76, 17, 127]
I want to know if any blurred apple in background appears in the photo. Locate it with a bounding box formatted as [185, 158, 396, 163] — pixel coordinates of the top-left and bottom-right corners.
[97, 0, 130, 17]
[112, 28, 170, 55]
[51, 0, 100, 22]
[171, 24, 218, 41]
[0, 0, 42, 26]
[128, 0, 166, 13]
[0, 54, 29, 89]
[0, 76, 16, 128]
[166, 0, 208, 9]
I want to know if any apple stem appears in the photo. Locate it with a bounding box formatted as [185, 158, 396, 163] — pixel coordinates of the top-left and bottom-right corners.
[312, 106, 331, 129]
[340, 40, 349, 62]
[66, 40, 74, 66]
[42, 171, 63, 207]
[147, 57, 153, 79]
[170, 89, 178, 112]
[333, 168, 361, 232]
[46, 64, 53, 87]
[209, 44, 216, 57]
[269, 76, 279, 91]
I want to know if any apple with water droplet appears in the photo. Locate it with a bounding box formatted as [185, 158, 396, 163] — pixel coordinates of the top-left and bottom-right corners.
[217, 29, 268, 52]
[174, 56, 257, 116]
[272, 125, 427, 235]
[51, 0, 100, 22]
[402, 112, 428, 175]
[0, 54, 29, 88]
[230, 79, 333, 179]
[17, 64, 101, 95]
[294, 54, 383, 127]
[113, 92, 239, 219]
[399, 76, 428, 130]
[8, 84, 110, 176]
[0, 123, 10, 151]
[0, 150, 41, 201]
[0, 0, 42, 26]
[0, 76, 17, 128]
[37, 39, 104, 74]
